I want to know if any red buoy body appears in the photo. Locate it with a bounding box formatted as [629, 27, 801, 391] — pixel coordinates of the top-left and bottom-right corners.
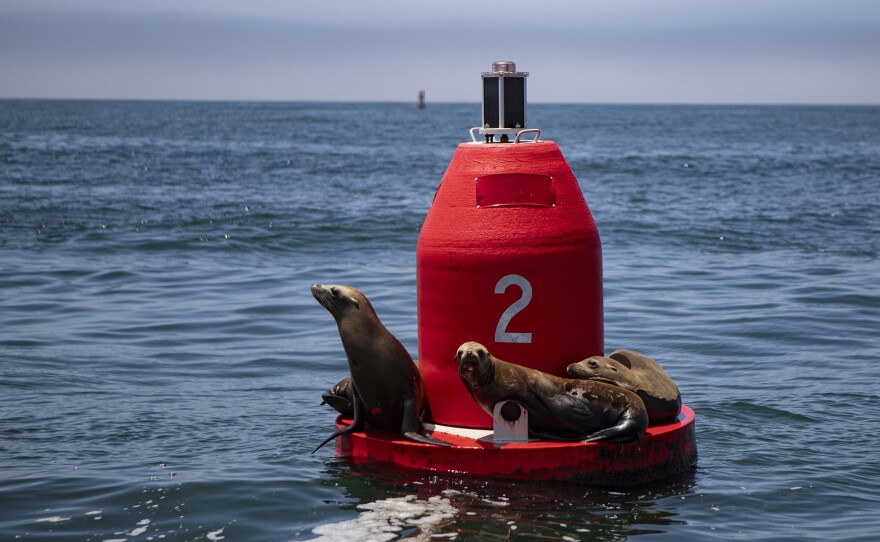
[417, 140, 603, 428]
[335, 406, 697, 485]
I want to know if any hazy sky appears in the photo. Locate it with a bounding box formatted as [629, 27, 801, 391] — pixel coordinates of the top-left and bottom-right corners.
[1, 0, 879, 103]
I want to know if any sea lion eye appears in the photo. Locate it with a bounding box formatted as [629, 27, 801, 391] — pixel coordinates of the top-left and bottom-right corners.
[330, 287, 339, 297]
[588, 359, 599, 368]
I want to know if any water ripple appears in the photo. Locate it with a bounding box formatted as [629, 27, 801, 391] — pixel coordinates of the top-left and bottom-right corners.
[2, 101, 879, 540]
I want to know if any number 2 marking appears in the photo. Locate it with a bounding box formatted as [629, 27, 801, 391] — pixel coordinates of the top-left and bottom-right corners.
[494, 274, 533, 344]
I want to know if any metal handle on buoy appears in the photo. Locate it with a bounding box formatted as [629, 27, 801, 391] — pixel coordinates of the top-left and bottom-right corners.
[514, 129, 541, 144]
[469, 127, 541, 144]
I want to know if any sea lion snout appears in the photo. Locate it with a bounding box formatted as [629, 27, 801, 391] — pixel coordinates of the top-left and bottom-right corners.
[311, 283, 364, 319]
[567, 356, 613, 380]
[455, 341, 487, 364]
[311, 283, 341, 300]
[455, 342, 489, 387]
[311, 284, 336, 315]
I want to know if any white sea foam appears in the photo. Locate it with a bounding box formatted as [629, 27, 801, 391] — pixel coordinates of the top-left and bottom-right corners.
[128, 518, 151, 536]
[311, 495, 456, 541]
[36, 516, 70, 523]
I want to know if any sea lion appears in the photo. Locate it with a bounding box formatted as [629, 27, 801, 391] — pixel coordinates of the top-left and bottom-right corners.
[455, 342, 648, 444]
[321, 363, 425, 417]
[311, 284, 450, 452]
[566, 350, 682, 424]
[321, 376, 354, 416]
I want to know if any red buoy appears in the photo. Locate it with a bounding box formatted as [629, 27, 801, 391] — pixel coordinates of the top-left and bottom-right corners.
[328, 61, 696, 484]
[334, 406, 697, 485]
[417, 127, 603, 427]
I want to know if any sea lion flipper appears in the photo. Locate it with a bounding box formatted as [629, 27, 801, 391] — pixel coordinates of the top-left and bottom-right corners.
[400, 395, 426, 434]
[580, 409, 647, 444]
[403, 432, 453, 447]
[312, 391, 364, 454]
[320, 392, 353, 415]
[312, 423, 356, 454]
[320, 376, 355, 415]
[399, 396, 451, 447]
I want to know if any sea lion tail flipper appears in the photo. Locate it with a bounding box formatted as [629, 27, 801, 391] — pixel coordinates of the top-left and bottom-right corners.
[313, 392, 364, 454]
[581, 426, 634, 444]
[404, 431, 452, 447]
[581, 410, 647, 444]
[312, 423, 358, 454]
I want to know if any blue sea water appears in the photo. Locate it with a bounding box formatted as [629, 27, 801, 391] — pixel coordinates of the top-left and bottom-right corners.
[1, 100, 879, 540]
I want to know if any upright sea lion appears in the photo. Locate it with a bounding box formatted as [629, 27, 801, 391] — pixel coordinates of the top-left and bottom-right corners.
[566, 350, 682, 424]
[311, 284, 450, 452]
[456, 342, 647, 444]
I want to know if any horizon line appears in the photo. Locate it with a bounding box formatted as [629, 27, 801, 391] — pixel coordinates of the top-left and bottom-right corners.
[2, 97, 878, 107]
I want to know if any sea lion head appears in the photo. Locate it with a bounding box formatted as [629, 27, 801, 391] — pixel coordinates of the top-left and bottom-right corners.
[566, 355, 630, 386]
[311, 284, 372, 323]
[455, 341, 495, 389]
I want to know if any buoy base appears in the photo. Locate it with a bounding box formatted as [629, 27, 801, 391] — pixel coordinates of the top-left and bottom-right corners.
[334, 405, 697, 486]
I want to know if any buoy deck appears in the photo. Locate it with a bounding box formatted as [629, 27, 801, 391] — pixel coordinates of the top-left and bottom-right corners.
[334, 405, 697, 486]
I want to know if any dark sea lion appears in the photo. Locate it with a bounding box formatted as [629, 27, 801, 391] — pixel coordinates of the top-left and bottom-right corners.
[311, 284, 450, 452]
[455, 342, 648, 444]
[321, 376, 354, 416]
[566, 350, 682, 424]
[321, 362, 425, 417]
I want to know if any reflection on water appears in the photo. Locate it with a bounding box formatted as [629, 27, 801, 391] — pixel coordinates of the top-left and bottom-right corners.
[312, 460, 696, 540]
[311, 494, 456, 541]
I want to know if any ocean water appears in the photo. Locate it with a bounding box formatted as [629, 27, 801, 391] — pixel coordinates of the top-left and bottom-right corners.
[1, 100, 879, 541]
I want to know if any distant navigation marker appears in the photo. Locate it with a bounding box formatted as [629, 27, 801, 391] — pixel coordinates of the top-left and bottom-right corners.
[417, 90, 426, 109]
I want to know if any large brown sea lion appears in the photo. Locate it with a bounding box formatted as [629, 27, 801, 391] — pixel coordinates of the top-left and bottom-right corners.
[566, 350, 682, 424]
[455, 342, 648, 444]
[311, 284, 450, 452]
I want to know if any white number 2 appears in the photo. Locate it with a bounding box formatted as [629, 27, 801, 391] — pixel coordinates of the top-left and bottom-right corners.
[494, 274, 533, 344]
